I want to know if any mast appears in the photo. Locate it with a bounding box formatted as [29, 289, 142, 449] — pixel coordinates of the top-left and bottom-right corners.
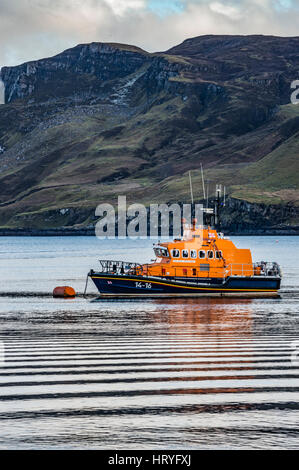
[189, 171, 194, 205]
[200, 163, 206, 201]
[215, 184, 222, 230]
[206, 180, 209, 208]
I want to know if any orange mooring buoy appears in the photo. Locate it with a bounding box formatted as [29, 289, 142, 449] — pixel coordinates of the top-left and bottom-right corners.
[53, 286, 76, 298]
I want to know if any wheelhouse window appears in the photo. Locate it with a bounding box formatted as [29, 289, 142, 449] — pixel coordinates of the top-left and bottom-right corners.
[182, 249, 189, 258]
[199, 250, 206, 259]
[190, 250, 197, 259]
[208, 250, 214, 259]
[154, 247, 169, 258]
[172, 249, 180, 258]
[216, 251, 223, 259]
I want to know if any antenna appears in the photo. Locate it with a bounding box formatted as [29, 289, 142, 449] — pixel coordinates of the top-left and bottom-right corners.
[215, 184, 222, 229]
[206, 180, 209, 208]
[200, 163, 206, 201]
[189, 171, 194, 205]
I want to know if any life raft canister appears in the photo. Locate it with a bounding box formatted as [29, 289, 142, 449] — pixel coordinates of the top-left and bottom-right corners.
[53, 286, 76, 298]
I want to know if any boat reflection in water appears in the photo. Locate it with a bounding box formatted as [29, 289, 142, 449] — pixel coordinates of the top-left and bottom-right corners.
[148, 297, 254, 336]
[128, 297, 257, 403]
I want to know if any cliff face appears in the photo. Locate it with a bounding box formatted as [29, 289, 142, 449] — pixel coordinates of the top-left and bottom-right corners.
[0, 42, 225, 112]
[0, 43, 150, 103]
[0, 35, 298, 232]
[3, 35, 297, 104]
[0, 197, 297, 235]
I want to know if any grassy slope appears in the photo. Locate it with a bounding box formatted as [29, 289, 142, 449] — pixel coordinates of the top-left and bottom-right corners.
[0, 38, 298, 229]
[231, 105, 299, 204]
[1, 100, 299, 229]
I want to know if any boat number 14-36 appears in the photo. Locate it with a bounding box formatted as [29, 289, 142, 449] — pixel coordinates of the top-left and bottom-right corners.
[135, 282, 152, 289]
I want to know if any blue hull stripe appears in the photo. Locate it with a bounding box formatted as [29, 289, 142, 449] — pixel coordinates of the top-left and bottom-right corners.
[91, 274, 280, 295]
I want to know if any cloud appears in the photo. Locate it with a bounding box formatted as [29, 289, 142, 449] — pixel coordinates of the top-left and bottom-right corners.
[210, 2, 242, 19]
[0, 0, 298, 68]
[107, 0, 146, 15]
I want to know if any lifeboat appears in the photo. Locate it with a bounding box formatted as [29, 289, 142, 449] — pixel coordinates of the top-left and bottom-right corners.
[88, 217, 282, 298]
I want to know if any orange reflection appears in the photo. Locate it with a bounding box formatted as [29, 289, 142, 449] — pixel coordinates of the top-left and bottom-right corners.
[148, 298, 255, 397]
[150, 297, 253, 336]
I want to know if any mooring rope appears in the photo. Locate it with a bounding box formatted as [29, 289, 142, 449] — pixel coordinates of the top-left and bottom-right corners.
[83, 273, 89, 299]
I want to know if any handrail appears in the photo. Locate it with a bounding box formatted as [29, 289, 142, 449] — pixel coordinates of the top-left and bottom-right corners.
[97, 260, 281, 279]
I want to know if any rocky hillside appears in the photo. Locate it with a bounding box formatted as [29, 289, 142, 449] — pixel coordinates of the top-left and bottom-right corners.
[0, 35, 298, 232]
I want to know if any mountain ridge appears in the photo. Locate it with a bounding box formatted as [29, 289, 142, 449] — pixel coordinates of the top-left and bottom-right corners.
[0, 35, 298, 231]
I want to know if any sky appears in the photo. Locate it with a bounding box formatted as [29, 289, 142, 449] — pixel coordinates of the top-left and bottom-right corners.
[0, 0, 298, 68]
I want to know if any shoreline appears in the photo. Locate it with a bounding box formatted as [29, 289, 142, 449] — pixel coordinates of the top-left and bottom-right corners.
[0, 228, 298, 236]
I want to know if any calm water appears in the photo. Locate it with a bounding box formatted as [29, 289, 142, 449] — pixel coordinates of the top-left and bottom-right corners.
[0, 236, 298, 450]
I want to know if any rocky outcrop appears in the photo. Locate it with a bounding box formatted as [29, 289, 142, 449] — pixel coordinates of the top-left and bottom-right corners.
[0, 42, 225, 109]
[3, 198, 298, 235]
[0, 43, 150, 103]
[220, 198, 299, 234]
